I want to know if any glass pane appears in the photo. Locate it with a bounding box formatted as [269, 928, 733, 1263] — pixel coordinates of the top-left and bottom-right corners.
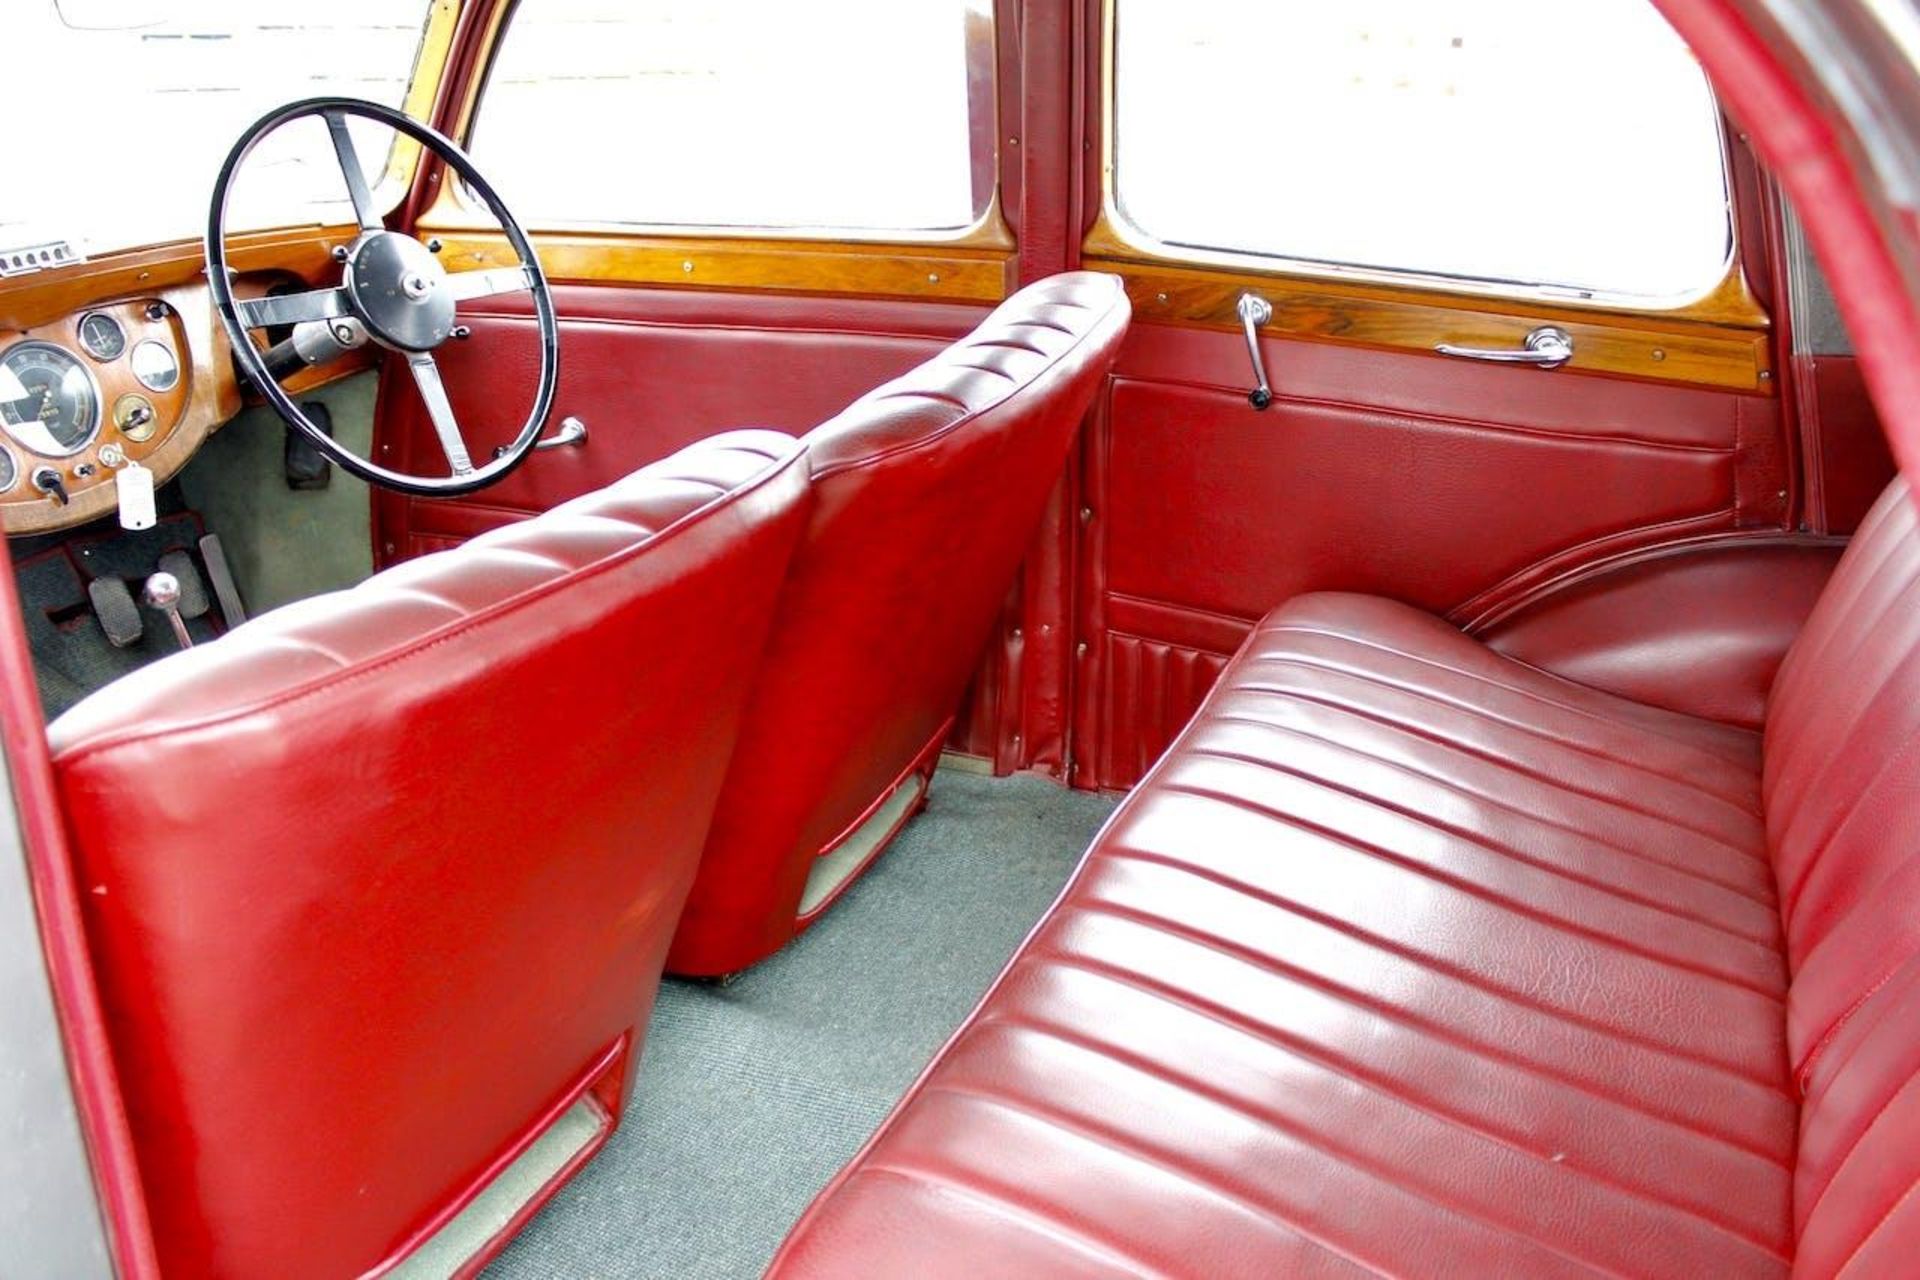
[1114, 0, 1733, 301]
[1, 2, 435, 256]
[471, 0, 986, 233]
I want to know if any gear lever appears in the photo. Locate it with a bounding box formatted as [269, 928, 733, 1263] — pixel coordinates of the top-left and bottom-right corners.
[142, 572, 194, 650]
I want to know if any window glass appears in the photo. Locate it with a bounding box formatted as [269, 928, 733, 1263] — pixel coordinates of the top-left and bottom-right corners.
[1113, 0, 1733, 301]
[1, 2, 437, 257]
[469, 0, 990, 234]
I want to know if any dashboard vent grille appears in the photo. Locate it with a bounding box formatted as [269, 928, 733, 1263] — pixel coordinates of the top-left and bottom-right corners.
[0, 241, 85, 279]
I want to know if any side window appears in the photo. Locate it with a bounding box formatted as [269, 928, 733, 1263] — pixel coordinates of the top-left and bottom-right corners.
[1111, 0, 1733, 303]
[469, 1, 995, 236]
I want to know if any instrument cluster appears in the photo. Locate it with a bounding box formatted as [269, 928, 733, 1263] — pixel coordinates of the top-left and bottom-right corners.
[0, 298, 188, 524]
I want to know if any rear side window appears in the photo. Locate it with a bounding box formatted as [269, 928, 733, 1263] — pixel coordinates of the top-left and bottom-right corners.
[1111, 0, 1733, 302]
[470, 0, 994, 236]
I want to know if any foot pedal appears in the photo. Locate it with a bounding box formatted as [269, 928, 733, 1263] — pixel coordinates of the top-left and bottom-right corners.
[87, 577, 144, 648]
[157, 550, 211, 620]
[197, 534, 247, 628]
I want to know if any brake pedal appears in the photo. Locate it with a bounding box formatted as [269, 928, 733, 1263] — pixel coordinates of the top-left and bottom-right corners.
[157, 550, 211, 620]
[197, 534, 247, 628]
[87, 576, 144, 648]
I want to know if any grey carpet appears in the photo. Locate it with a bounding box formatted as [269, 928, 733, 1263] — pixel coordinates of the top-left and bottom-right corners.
[486, 766, 1118, 1280]
[178, 370, 377, 615]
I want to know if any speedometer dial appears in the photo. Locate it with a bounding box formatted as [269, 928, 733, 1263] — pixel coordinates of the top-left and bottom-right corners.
[0, 341, 100, 457]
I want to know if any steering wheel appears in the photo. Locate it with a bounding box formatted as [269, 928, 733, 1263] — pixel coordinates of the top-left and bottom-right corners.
[205, 97, 559, 497]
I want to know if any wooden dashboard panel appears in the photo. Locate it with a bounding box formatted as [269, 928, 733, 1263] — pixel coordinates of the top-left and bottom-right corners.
[0, 285, 241, 536]
[0, 225, 374, 537]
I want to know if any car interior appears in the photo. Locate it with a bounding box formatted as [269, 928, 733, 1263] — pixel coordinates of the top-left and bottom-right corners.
[2, 1, 1919, 1277]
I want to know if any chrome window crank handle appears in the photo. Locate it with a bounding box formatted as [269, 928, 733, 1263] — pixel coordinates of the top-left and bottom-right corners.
[493, 415, 589, 460]
[1237, 293, 1274, 410]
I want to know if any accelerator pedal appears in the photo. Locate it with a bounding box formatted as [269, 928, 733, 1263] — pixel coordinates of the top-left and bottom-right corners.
[86, 577, 144, 649]
[197, 534, 247, 629]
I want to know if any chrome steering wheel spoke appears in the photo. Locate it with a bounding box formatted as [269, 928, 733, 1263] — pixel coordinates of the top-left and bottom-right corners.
[406, 351, 475, 476]
[323, 110, 383, 233]
[235, 287, 352, 330]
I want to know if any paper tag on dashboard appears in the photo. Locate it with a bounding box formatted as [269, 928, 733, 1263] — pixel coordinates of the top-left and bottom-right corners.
[117, 462, 156, 531]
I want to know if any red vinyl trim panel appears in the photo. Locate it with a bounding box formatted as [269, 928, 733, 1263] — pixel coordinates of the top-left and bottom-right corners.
[0, 548, 157, 1277]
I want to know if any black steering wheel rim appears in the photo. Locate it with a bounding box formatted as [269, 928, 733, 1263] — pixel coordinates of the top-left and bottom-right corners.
[205, 96, 560, 498]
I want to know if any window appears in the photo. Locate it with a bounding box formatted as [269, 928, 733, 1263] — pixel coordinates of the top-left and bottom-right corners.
[1, 2, 442, 257]
[1112, 0, 1734, 302]
[468, 0, 994, 236]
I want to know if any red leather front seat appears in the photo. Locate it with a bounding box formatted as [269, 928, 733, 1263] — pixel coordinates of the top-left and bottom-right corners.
[667, 272, 1131, 976]
[48, 431, 810, 1279]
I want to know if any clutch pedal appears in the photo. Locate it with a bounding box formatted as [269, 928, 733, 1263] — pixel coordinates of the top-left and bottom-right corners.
[87, 576, 144, 648]
[157, 550, 211, 620]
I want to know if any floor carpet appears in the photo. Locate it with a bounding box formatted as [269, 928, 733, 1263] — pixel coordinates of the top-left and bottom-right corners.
[486, 766, 1118, 1280]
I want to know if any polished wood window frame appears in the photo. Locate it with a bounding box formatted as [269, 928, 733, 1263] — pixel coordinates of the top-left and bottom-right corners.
[413, 0, 1017, 305]
[1086, 0, 1775, 393]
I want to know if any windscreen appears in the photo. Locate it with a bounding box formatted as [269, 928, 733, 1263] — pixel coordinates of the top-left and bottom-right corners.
[1, 1, 437, 259]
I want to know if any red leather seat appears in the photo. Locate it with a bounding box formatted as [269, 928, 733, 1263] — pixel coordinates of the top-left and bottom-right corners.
[768, 480, 1920, 1278]
[667, 272, 1130, 976]
[49, 431, 811, 1279]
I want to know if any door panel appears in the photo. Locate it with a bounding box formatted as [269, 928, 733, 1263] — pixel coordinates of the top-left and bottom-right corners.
[372, 286, 989, 563]
[1073, 319, 1786, 790]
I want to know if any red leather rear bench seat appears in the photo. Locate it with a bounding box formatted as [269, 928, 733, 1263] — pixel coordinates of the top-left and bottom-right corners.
[766, 480, 1920, 1279]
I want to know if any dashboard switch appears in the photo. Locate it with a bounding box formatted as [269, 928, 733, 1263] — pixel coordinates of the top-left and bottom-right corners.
[31, 467, 68, 506]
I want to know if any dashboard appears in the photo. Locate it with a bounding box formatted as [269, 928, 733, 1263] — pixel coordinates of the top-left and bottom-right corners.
[0, 285, 237, 536]
[0, 222, 374, 537]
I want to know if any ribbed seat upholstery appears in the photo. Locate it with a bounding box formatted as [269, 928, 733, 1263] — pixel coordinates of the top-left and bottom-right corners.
[767, 480, 1920, 1278]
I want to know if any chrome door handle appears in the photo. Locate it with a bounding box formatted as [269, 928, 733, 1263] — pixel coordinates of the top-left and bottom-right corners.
[1435, 326, 1574, 369]
[534, 416, 589, 451]
[493, 415, 588, 459]
[1237, 293, 1274, 410]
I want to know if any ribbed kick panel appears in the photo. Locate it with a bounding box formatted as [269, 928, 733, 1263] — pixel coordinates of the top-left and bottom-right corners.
[772, 592, 1796, 1280]
[1096, 633, 1232, 789]
[49, 430, 802, 757]
[1761, 480, 1920, 1278]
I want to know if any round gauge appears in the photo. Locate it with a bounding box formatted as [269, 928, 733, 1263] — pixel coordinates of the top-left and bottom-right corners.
[113, 393, 158, 443]
[130, 340, 179, 393]
[77, 312, 126, 362]
[0, 446, 15, 493]
[0, 341, 101, 457]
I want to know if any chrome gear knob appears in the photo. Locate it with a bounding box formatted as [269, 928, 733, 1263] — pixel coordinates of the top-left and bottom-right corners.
[142, 572, 194, 650]
[141, 571, 180, 611]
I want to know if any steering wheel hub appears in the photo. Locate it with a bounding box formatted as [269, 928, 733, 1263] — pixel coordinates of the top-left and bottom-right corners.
[344, 231, 455, 352]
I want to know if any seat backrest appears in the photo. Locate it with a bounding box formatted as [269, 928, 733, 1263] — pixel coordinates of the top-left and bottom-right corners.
[47, 431, 811, 1279]
[1761, 478, 1920, 1276]
[668, 272, 1130, 975]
